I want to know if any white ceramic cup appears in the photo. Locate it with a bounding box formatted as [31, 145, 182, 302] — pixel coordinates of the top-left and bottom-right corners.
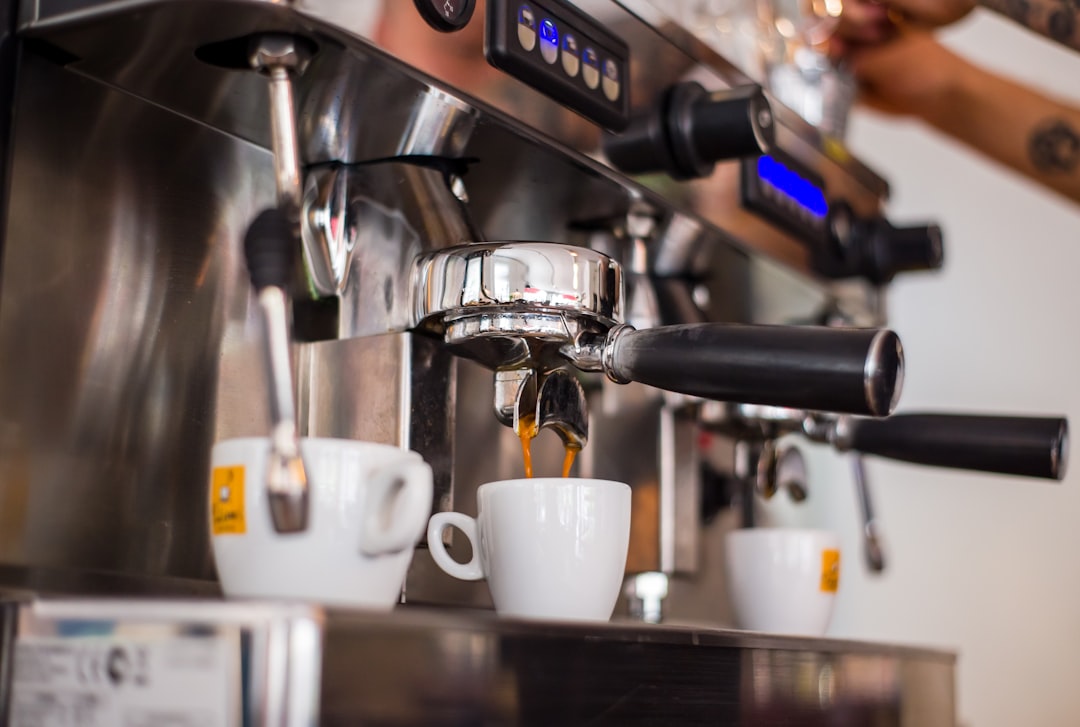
[724, 528, 841, 636]
[209, 437, 433, 609]
[427, 478, 631, 621]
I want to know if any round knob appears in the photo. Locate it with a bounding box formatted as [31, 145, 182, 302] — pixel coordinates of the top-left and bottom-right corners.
[863, 221, 944, 284]
[414, 0, 477, 32]
[816, 211, 946, 284]
[604, 82, 774, 180]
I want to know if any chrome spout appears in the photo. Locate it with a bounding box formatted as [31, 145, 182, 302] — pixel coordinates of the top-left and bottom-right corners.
[493, 367, 589, 450]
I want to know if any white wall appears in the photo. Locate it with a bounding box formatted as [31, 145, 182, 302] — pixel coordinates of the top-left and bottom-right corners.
[765, 11, 1080, 727]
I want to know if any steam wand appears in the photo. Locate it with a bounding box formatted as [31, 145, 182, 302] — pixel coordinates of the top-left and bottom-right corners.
[244, 209, 309, 534]
[705, 403, 1069, 572]
[852, 454, 886, 572]
[243, 34, 314, 533]
[249, 34, 311, 215]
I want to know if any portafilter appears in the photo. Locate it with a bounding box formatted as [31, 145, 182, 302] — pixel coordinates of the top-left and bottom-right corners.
[412, 241, 905, 435]
[701, 402, 1069, 572]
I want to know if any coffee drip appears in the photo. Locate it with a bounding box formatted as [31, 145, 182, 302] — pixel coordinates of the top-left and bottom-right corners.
[492, 368, 589, 479]
[516, 414, 581, 478]
[517, 414, 536, 479]
[562, 447, 580, 479]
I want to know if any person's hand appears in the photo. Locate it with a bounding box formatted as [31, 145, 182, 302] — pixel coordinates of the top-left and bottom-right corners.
[846, 32, 973, 121]
[881, 0, 978, 27]
[838, 0, 976, 43]
[836, 0, 895, 44]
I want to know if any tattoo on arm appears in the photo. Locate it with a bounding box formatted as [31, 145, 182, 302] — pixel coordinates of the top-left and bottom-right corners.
[1029, 118, 1080, 173]
[982, 0, 1080, 51]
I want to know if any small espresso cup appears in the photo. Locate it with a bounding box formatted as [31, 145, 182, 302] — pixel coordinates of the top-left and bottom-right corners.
[210, 437, 432, 609]
[427, 478, 631, 621]
[725, 527, 841, 636]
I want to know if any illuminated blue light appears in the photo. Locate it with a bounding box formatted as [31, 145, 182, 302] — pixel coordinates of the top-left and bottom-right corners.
[538, 18, 559, 63]
[757, 156, 828, 219]
[540, 18, 558, 44]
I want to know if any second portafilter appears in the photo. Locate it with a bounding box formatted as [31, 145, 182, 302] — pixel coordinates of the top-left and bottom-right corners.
[703, 402, 1069, 572]
[413, 241, 905, 437]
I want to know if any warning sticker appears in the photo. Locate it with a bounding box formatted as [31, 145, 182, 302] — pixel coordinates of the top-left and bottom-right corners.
[820, 549, 840, 593]
[211, 466, 246, 535]
[10, 635, 237, 726]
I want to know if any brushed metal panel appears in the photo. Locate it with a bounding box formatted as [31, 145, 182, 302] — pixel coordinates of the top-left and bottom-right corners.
[297, 332, 456, 515]
[0, 598, 956, 726]
[318, 608, 956, 726]
[0, 54, 275, 581]
[20, 0, 885, 286]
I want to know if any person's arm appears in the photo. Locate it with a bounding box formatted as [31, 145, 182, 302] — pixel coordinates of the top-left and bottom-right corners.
[980, 0, 1080, 52]
[842, 0, 1080, 53]
[851, 33, 1080, 203]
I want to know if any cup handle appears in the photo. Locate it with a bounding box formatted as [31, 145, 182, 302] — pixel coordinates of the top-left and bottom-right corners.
[426, 512, 484, 581]
[359, 459, 433, 556]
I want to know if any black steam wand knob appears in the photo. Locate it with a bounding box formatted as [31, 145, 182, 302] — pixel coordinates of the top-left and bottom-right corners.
[604, 81, 775, 180]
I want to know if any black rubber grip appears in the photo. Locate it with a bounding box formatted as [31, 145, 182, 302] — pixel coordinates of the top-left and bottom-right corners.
[244, 207, 295, 291]
[608, 324, 903, 417]
[847, 413, 1068, 480]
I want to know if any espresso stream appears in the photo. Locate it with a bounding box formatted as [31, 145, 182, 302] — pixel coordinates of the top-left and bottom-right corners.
[517, 415, 580, 478]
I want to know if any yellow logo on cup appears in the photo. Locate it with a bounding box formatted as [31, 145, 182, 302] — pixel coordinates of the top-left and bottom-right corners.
[820, 549, 840, 593]
[211, 466, 246, 535]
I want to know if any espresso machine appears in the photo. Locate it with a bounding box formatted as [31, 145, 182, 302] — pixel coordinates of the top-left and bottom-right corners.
[0, 0, 1068, 724]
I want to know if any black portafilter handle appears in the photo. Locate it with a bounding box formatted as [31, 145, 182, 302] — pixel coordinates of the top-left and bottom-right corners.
[244, 207, 296, 291]
[604, 81, 774, 180]
[604, 324, 903, 417]
[844, 414, 1069, 480]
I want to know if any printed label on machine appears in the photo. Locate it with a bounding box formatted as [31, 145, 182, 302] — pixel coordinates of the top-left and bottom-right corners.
[10, 634, 238, 726]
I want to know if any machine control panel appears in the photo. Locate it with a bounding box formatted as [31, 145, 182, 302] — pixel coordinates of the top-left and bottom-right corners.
[740, 150, 829, 247]
[486, 0, 630, 131]
[741, 152, 945, 283]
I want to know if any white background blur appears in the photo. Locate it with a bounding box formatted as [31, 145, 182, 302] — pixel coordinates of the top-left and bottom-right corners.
[763, 10, 1080, 727]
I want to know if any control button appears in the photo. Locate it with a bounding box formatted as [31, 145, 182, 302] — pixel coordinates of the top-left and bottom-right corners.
[517, 4, 537, 51]
[539, 18, 559, 64]
[602, 58, 620, 101]
[414, 0, 476, 32]
[561, 33, 580, 78]
[582, 47, 600, 89]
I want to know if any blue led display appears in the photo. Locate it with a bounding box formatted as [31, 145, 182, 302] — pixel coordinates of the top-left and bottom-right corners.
[757, 156, 828, 218]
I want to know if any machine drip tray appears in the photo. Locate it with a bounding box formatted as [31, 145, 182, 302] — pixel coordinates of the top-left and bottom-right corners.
[0, 598, 955, 726]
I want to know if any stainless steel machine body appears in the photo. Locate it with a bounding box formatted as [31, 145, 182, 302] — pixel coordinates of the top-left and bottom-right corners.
[0, 0, 872, 594]
[0, 0, 966, 722]
[0, 597, 955, 726]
